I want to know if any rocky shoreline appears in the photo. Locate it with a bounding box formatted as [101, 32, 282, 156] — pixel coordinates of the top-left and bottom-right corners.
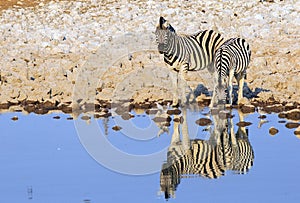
[0, 0, 299, 117]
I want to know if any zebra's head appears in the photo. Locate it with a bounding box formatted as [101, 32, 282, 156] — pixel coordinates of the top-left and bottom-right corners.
[155, 17, 176, 54]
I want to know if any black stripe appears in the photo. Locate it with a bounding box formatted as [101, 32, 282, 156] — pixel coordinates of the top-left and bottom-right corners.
[205, 30, 214, 64]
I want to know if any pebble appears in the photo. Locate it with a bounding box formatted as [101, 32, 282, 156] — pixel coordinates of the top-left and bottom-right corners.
[240, 104, 256, 114]
[11, 116, 19, 121]
[121, 113, 134, 120]
[152, 116, 172, 123]
[236, 121, 252, 127]
[166, 109, 181, 115]
[285, 122, 300, 129]
[263, 104, 284, 113]
[173, 116, 184, 123]
[258, 115, 267, 119]
[284, 109, 300, 121]
[112, 125, 122, 131]
[81, 115, 91, 121]
[0, 0, 299, 114]
[195, 118, 212, 126]
[269, 127, 279, 136]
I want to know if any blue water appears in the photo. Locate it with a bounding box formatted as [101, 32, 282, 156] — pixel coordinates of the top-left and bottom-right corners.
[0, 109, 299, 203]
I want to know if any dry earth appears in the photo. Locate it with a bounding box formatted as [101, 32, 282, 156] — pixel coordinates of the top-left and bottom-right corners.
[0, 0, 299, 116]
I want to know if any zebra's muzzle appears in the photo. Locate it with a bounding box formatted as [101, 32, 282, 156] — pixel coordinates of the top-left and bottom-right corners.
[158, 44, 165, 54]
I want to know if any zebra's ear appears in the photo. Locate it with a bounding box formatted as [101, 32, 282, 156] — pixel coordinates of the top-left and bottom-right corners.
[159, 16, 166, 29]
[167, 24, 176, 33]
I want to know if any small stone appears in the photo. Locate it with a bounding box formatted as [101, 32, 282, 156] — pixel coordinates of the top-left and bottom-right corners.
[153, 116, 171, 123]
[285, 102, 296, 111]
[121, 113, 134, 120]
[114, 105, 130, 115]
[145, 109, 158, 115]
[195, 118, 212, 126]
[285, 122, 300, 129]
[258, 115, 267, 119]
[0, 103, 10, 109]
[59, 105, 72, 114]
[34, 108, 48, 115]
[134, 102, 150, 109]
[112, 126, 122, 131]
[285, 109, 300, 121]
[173, 116, 184, 123]
[166, 109, 181, 115]
[43, 100, 57, 110]
[278, 112, 286, 119]
[269, 127, 279, 136]
[81, 115, 91, 121]
[11, 116, 18, 121]
[236, 121, 252, 127]
[23, 104, 36, 113]
[240, 104, 255, 114]
[263, 104, 284, 113]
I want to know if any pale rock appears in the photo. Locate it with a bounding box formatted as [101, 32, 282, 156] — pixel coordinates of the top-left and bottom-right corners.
[0, 0, 298, 108]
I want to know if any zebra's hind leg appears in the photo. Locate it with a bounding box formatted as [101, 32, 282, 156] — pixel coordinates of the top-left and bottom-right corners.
[237, 74, 245, 105]
[228, 69, 235, 105]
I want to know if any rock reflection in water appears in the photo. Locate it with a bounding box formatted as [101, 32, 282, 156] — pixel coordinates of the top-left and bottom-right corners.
[159, 108, 254, 200]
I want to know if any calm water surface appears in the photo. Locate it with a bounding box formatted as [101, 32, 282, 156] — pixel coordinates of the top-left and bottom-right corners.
[0, 107, 299, 203]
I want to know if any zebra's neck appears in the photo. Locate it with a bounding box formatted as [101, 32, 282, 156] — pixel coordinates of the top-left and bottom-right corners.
[163, 33, 181, 67]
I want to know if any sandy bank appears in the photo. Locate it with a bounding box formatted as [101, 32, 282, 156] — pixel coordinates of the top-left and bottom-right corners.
[0, 0, 299, 115]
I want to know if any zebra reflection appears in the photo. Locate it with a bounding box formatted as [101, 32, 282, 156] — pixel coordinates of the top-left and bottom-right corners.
[159, 109, 254, 199]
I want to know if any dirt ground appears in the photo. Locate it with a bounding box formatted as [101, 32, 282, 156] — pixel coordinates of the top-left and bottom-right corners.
[0, 0, 299, 116]
[0, 0, 51, 10]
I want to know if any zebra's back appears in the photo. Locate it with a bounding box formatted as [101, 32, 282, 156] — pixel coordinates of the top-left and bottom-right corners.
[191, 30, 224, 71]
[215, 37, 251, 77]
[164, 30, 225, 72]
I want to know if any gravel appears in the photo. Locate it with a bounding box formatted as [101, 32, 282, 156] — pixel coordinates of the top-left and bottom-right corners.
[0, 0, 299, 113]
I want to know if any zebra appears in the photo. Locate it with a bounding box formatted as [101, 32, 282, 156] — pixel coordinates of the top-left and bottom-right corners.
[159, 109, 254, 200]
[155, 16, 225, 106]
[210, 37, 251, 107]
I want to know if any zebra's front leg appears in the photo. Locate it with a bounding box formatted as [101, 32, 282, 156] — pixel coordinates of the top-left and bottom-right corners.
[170, 71, 179, 106]
[181, 108, 191, 151]
[228, 69, 235, 105]
[210, 84, 217, 108]
[210, 72, 219, 108]
[178, 70, 187, 106]
[171, 115, 181, 144]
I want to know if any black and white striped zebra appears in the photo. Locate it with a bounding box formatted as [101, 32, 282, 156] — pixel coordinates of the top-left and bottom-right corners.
[211, 38, 251, 107]
[155, 16, 225, 106]
[160, 109, 254, 199]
